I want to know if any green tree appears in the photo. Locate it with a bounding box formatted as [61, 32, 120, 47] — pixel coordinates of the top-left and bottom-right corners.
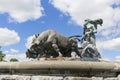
[0, 50, 6, 62]
[10, 58, 18, 62]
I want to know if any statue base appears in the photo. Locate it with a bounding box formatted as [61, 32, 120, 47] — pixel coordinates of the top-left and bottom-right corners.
[80, 57, 100, 61]
[34, 57, 81, 61]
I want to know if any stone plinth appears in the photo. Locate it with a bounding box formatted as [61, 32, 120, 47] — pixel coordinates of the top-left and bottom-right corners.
[0, 59, 119, 80]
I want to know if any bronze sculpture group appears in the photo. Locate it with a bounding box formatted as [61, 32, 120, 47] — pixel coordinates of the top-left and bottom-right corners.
[26, 18, 103, 61]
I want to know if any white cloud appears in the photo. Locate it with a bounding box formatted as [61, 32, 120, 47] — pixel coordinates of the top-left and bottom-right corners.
[0, 28, 20, 46]
[50, 0, 120, 34]
[3, 51, 9, 54]
[50, 0, 120, 51]
[3, 49, 19, 54]
[3, 49, 29, 61]
[114, 0, 120, 5]
[96, 37, 120, 51]
[10, 49, 19, 53]
[4, 53, 28, 62]
[0, 0, 44, 23]
[25, 35, 35, 49]
[115, 56, 120, 62]
[50, 0, 116, 27]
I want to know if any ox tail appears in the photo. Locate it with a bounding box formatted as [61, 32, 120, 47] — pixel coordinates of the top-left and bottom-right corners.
[69, 35, 82, 42]
[68, 35, 82, 38]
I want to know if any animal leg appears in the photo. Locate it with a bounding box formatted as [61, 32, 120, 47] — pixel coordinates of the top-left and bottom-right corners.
[37, 54, 40, 61]
[75, 48, 82, 58]
[52, 43, 62, 57]
[47, 35, 63, 57]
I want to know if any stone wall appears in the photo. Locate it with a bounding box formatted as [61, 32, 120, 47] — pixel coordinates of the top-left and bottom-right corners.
[0, 61, 120, 80]
[0, 75, 119, 80]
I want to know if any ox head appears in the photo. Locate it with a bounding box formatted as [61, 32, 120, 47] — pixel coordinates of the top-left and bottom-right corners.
[25, 34, 40, 59]
[26, 41, 39, 58]
[26, 49, 38, 58]
[26, 49, 32, 58]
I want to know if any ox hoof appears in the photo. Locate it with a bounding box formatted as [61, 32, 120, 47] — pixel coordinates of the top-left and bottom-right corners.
[56, 57, 64, 60]
[59, 55, 62, 57]
[58, 52, 63, 57]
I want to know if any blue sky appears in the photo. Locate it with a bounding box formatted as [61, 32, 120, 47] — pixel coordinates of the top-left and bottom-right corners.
[0, 0, 120, 61]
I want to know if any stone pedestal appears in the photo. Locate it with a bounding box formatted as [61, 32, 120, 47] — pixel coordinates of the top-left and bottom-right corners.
[0, 60, 119, 80]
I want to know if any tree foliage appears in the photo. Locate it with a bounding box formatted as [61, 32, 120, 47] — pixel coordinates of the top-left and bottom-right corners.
[0, 50, 6, 61]
[10, 58, 19, 62]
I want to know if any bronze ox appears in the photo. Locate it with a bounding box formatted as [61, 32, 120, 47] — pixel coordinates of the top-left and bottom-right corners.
[26, 30, 81, 59]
